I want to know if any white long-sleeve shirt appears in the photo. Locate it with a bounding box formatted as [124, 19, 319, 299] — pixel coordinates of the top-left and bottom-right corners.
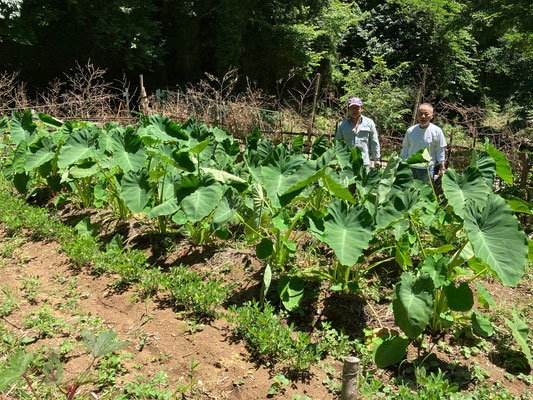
[401, 123, 446, 168]
[335, 115, 381, 166]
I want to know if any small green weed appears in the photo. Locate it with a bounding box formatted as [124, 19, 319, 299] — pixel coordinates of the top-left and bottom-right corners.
[313, 321, 362, 360]
[226, 300, 321, 371]
[116, 371, 172, 399]
[0, 286, 19, 317]
[94, 247, 149, 286]
[135, 267, 163, 299]
[319, 361, 342, 394]
[160, 265, 232, 318]
[23, 306, 67, 338]
[96, 352, 133, 392]
[0, 235, 24, 258]
[18, 274, 41, 303]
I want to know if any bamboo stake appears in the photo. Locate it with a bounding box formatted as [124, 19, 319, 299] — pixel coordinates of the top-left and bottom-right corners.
[411, 65, 428, 126]
[340, 356, 360, 400]
[520, 152, 530, 201]
[307, 73, 321, 141]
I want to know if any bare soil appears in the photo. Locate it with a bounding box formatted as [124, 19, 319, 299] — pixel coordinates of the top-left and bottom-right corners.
[0, 217, 531, 399]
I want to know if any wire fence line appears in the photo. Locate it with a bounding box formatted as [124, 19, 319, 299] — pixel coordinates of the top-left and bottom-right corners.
[1, 88, 529, 180]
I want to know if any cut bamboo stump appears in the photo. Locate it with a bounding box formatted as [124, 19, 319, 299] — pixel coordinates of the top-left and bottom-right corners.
[340, 356, 360, 400]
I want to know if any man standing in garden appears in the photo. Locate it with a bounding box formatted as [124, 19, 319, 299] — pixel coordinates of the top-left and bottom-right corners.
[335, 97, 381, 172]
[401, 103, 447, 184]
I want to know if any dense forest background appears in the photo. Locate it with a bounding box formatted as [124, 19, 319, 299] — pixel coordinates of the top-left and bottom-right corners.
[0, 0, 532, 127]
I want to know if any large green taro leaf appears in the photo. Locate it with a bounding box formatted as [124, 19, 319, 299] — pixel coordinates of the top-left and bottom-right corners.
[140, 114, 188, 142]
[323, 199, 373, 266]
[321, 173, 356, 204]
[35, 112, 63, 128]
[376, 187, 419, 230]
[119, 169, 152, 214]
[442, 167, 491, 219]
[13, 172, 31, 194]
[334, 140, 353, 170]
[280, 163, 326, 196]
[464, 194, 528, 286]
[111, 131, 147, 172]
[405, 147, 431, 164]
[444, 281, 474, 312]
[505, 312, 532, 369]
[180, 183, 224, 222]
[10, 110, 36, 145]
[69, 161, 99, 178]
[24, 136, 57, 172]
[58, 128, 99, 169]
[147, 199, 179, 219]
[487, 144, 513, 185]
[277, 275, 305, 312]
[214, 138, 240, 169]
[154, 144, 196, 172]
[212, 193, 239, 228]
[372, 334, 409, 368]
[201, 168, 248, 191]
[261, 146, 308, 207]
[475, 151, 496, 187]
[390, 162, 415, 196]
[393, 272, 434, 338]
[376, 153, 401, 205]
[12, 141, 28, 174]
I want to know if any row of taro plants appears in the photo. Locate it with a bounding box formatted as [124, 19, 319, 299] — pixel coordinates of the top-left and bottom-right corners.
[0, 110, 532, 371]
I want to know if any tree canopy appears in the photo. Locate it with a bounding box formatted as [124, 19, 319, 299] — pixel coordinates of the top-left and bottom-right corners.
[0, 0, 531, 116]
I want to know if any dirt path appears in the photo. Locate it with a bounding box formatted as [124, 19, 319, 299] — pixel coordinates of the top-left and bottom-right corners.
[1, 227, 532, 399]
[0, 231, 336, 399]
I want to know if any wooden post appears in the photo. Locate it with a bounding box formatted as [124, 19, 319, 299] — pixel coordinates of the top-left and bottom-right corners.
[332, 120, 338, 144]
[340, 356, 360, 400]
[124, 88, 131, 116]
[307, 73, 321, 141]
[520, 152, 530, 201]
[139, 74, 149, 114]
[412, 65, 428, 126]
[447, 126, 454, 168]
[471, 129, 478, 152]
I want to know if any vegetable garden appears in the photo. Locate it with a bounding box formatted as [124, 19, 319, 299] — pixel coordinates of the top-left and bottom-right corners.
[0, 110, 532, 399]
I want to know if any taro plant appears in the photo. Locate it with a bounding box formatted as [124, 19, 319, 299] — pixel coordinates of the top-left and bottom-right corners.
[374, 148, 530, 367]
[137, 116, 246, 239]
[239, 135, 332, 307]
[2, 111, 67, 198]
[306, 145, 419, 291]
[241, 137, 331, 271]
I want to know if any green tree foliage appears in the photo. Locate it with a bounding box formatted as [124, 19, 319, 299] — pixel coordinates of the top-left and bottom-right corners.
[466, 0, 533, 114]
[0, 0, 163, 85]
[344, 0, 479, 100]
[160, 0, 360, 87]
[0, 0, 531, 117]
[337, 56, 414, 135]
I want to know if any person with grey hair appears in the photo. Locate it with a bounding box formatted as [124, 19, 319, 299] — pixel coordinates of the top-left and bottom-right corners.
[335, 97, 381, 173]
[401, 103, 447, 184]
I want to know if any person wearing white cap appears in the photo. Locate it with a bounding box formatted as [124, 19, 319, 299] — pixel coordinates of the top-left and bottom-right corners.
[335, 97, 381, 172]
